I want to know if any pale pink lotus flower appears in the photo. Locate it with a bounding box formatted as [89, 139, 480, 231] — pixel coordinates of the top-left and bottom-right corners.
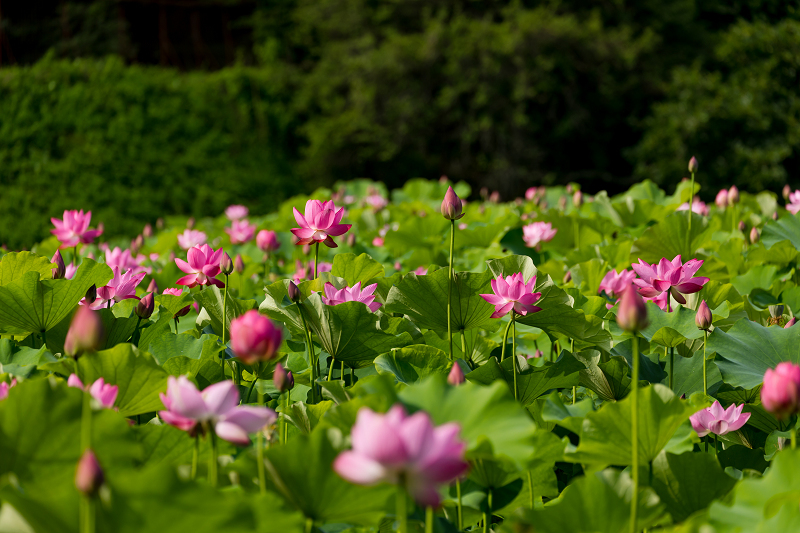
[225, 205, 249, 221]
[81, 267, 145, 310]
[715, 189, 729, 209]
[599, 269, 638, 309]
[292, 260, 332, 282]
[480, 273, 542, 319]
[65, 263, 78, 280]
[291, 199, 352, 247]
[163, 287, 192, 317]
[105, 246, 150, 275]
[631, 255, 709, 306]
[527, 350, 544, 360]
[175, 244, 225, 288]
[366, 194, 388, 210]
[50, 210, 104, 248]
[372, 236, 385, 247]
[525, 187, 538, 200]
[322, 282, 382, 312]
[158, 376, 276, 445]
[256, 230, 280, 252]
[177, 229, 208, 250]
[67, 375, 118, 409]
[230, 310, 282, 365]
[0, 378, 17, 400]
[761, 362, 800, 419]
[522, 221, 557, 249]
[690, 401, 750, 437]
[333, 405, 468, 506]
[787, 190, 800, 215]
[225, 220, 256, 244]
[413, 266, 428, 276]
[677, 198, 709, 216]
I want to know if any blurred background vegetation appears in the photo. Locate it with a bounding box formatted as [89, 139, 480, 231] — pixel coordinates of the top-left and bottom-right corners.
[1, 0, 798, 248]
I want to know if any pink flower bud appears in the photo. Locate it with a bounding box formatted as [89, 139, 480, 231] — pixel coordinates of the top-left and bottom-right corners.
[528, 349, 544, 359]
[230, 310, 282, 365]
[256, 230, 280, 252]
[84, 284, 97, 304]
[761, 362, 800, 419]
[52, 250, 66, 280]
[441, 186, 465, 221]
[447, 363, 465, 386]
[143, 224, 153, 238]
[64, 306, 104, 357]
[234, 254, 245, 274]
[274, 362, 294, 392]
[715, 189, 728, 209]
[219, 252, 233, 275]
[616, 285, 648, 332]
[573, 190, 583, 207]
[135, 292, 155, 319]
[773, 211, 779, 220]
[688, 156, 698, 173]
[695, 300, 712, 330]
[287, 281, 301, 303]
[563, 271, 572, 284]
[75, 449, 104, 497]
[783, 184, 792, 200]
[147, 278, 159, 294]
[738, 220, 746, 232]
[785, 317, 797, 328]
[750, 227, 759, 244]
[728, 186, 739, 205]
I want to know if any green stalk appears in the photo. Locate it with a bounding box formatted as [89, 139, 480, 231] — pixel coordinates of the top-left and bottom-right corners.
[257, 430, 266, 494]
[483, 488, 492, 533]
[714, 434, 719, 456]
[246, 368, 259, 404]
[447, 219, 455, 360]
[396, 483, 408, 533]
[527, 470, 534, 509]
[460, 329, 468, 362]
[222, 274, 229, 368]
[792, 423, 797, 450]
[297, 305, 317, 403]
[80, 497, 95, 533]
[456, 479, 463, 530]
[669, 347, 674, 392]
[80, 391, 92, 452]
[208, 430, 218, 487]
[703, 331, 708, 396]
[328, 358, 335, 381]
[500, 318, 513, 362]
[305, 517, 313, 533]
[630, 334, 640, 533]
[283, 390, 290, 445]
[341, 360, 345, 381]
[511, 313, 518, 401]
[73, 245, 78, 266]
[191, 436, 199, 480]
[174, 317, 179, 334]
[314, 242, 320, 280]
[425, 507, 433, 533]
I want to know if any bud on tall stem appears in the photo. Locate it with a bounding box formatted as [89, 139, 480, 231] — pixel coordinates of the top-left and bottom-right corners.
[65, 306, 104, 358]
[52, 250, 66, 279]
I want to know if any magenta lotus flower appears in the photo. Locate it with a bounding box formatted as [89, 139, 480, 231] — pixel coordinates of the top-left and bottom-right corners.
[50, 210, 104, 248]
[690, 401, 750, 437]
[291, 199, 352, 247]
[68, 375, 118, 409]
[175, 244, 225, 288]
[631, 255, 709, 306]
[599, 268, 638, 307]
[322, 282, 382, 312]
[230, 310, 282, 365]
[787, 190, 800, 215]
[522, 221, 557, 249]
[226, 220, 256, 244]
[105, 246, 149, 275]
[677, 198, 709, 216]
[256, 230, 280, 252]
[159, 376, 276, 445]
[81, 267, 145, 310]
[333, 405, 468, 506]
[480, 273, 542, 319]
[177, 229, 208, 250]
[225, 205, 249, 221]
[761, 362, 800, 419]
[0, 378, 17, 400]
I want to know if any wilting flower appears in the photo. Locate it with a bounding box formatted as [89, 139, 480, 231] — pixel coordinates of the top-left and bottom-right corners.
[761, 362, 800, 419]
[677, 198, 709, 216]
[159, 376, 276, 445]
[105, 247, 149, 275]
[690, 401, 750, 437]
[599, 269, 638, 308]
[631, 255, 709, 305]
[333, 405, 468, 506]
[50, 210, 104, 248]
[177, 229, 208, 250]
[230, 310, 282, 364]
[291, 199, 352, 247]
[0, 378, 17, 400]
[695, 300, 712, 330]
[522, 221, 557, 249]
[617, 284, 649, 332]
[480, 273, 542, 319]
[226, 220, 256, 244]
[322, 282, 382, 312]
[82, 267, 145, 310]
[225, 205, 249, 221]
[75, 449, 104, 497]
[67, 375, 118, 409]
[256, 230, 280, 252]
[175, 244, 225, 288]
[786, 190, 800, 215]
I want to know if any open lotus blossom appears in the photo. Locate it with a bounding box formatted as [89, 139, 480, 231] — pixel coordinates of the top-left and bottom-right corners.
[761, 362, 800, 419]
[322, 282, 382, 312]
[82, 267, 145, 310]
[0, 378, 17, 400]
[256, 230, 280, 252]
[225, 219, 256, 244]
[599, 268, 638, 308]
[292, 260, 332, 282]
[175, 244, 225, 288]
[333, 405, 468, 506]
[68, 375, 118, 409]
[177, 229, 208, 250]
[291, 199, 352, 247]
[50, 210, 103, 248]
[225, 204, 249, 221]
[480, 273, 542, 318]
[787, 190, 800, 215]
[522, 221, 557, 249]
[690, 401, 750, 437]
[677, 198, 709, 216]
[105, 246, 149, 275]
[413, 266, 428, 276]
[158, 376, 276, 445]
[631, 255, 709, 306]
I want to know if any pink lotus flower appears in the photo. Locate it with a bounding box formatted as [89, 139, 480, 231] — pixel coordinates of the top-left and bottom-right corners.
[366, 194, 388, 210]
[631, 255, 709, 306]
[372, 236, 385, 247]
[81, 267, 145, 310]
[322, 282, 382, 312]
[0, 378, 17, 400]
[225, 205, 249, 221]
[333, 405, 468, 506]
[715, 189, 729, 209]
[690, 401, 750, 437]
[68, 375, 118, 409]
[230, 310, 282, 365]
[599, 268, 638, 305]
[787, 190, 800, 215]
[105, 247, 149, 275]
[522, 221, 557, 249]
[50, 210, 104, 248]
[75, 449, 104, 497]
[677, 198, 709, 216]
[65, 263, 78, 280]
[226, 220, 256, 244]
[163, 287, 192, 317]
[616, 284, 649, 331]
[175, 245, 225, 288]
[761, 362, 800, 419]
[256, 230, 280, 252]
[292, 260, 332, 282]
[413, 266, 428, 276]
[480, 273, 542, 319]
[291, 200, 352, 247]
[158, 376, 276, 445]
[177, 229, 208, 250]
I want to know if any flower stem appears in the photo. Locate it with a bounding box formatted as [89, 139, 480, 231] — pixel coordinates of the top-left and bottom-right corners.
[222, 274, 229, 353]
[283, 390, 290, 445]
[714, 433, 719, 456]
[80, 390, 92, 452]
[527, 470, 534, 509]
[297, 305, 317, 403]
[208, 430, 218, 488]
[460, 329, 468, 362]
[447, 219, 455, 361]
[396, 484, 408, 533]
[305, 517, 313, 533]
[314, 242, 319, 280]
[484, 488, 492, 533]
[328, 357, 335, 381]
[257, 429, 266, 494]
[511, 313, 518, 401]
[793, 426, 797, 450]
[669, 346, 674, 391]
[174, 317, 179, 334]
[80, 496, 95, 533]
[703, 331, 708, 396]
[630, 334, 640, 533]
[425, 506, 433, 533]
[73, 245, 78, 266]
[500, 318, 513, 362]
[246, 370, 259, 404]
[191, 435, 199, 480]
[456, 479, 463, 530]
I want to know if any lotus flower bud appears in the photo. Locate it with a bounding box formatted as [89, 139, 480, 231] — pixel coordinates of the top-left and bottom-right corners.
[529, 349, 544, 359]
[558, 196, 567, 210]
[447, 363, 465, 386]
[773, 211, 779, 220]
[441, 186, 465, 221]
[346, 233, 356, 247]
[761, 362, 800, 419]
[135, 292, 155, 319]
[566, 184, 574, 194]
[52, 250, 66, 280]
[256, 230, 280, 253]
[143, 224, 153, 238]
[186, 217, 195, 229]
[688, 156, 698, 173]
[287, 281, 301, 303]
[132, 234, 144, 251]
[715, 189, 728, 209]
[175, 304, 190, 318]
[563, 271, 572, 284]
[84, 284, 97, 305]
[65, 307, 104, 357]
[616, 285, 648, 332]
[75, 449, 104, 497]
[695, 300, 712, 330]
[230, 310, 282, 364]
[147, 278, 159, 294]
[274, 362, 294, 393]
[219, 252, 234, 275]
[785, 317, 797, 328]
[783, 184, 792, 200]
[728, 186, 740, 205]
[573, 190, 583, 208]
[234, 254, 245, 274]
[750, 227, 760, 244]
[489, 191, 500, 203]
[738, 220, 746, 232]
[769, 305, 784, 319]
